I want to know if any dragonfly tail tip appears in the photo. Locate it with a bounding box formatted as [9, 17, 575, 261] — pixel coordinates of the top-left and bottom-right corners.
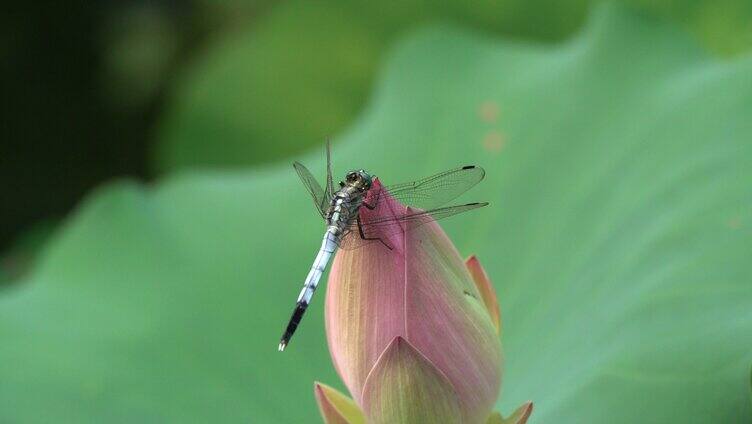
[278, 341, 287, 352]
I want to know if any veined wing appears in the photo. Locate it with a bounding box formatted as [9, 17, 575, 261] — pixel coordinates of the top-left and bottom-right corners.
[338, 202, 488, 250]
[383, 165, 485, 211]
[364, 202, 488, 227]
[324, 139, 335, 206]
[293, 161, 328, 217]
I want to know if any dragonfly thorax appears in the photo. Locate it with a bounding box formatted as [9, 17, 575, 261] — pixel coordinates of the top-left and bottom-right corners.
[326, 184, 368, 235]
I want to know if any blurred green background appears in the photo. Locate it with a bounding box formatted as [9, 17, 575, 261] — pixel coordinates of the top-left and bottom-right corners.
[4, 0, 752, 267]
[2, 1, 752, 422]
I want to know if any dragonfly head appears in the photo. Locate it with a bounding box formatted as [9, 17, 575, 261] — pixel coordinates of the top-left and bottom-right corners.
[343, 170, 373, 192]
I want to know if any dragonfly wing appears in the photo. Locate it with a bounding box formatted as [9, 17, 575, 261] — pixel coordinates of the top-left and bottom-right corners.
[365, 202, 489, 228]
[341, 202, 489, 250]
[383, 165, 485, 211]
[293, 161, 328, 217]
[325, 139, 335, 203]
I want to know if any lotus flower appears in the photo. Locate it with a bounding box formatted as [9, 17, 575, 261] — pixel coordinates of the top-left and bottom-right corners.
[314, 180, 532, 423]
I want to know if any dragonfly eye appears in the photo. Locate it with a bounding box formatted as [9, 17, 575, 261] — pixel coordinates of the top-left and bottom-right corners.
[346, 172, 358, 182]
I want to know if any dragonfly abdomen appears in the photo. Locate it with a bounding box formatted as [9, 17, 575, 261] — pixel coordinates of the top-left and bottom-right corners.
[279, 229, 340, 351]
[297, 230, 338, 304]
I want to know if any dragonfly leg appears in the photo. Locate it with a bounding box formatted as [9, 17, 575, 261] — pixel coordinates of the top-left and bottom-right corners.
[357, 216, 392, 250]
[363, 184, 382, 210]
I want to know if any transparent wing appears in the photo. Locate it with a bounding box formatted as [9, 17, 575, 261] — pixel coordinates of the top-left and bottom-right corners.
[383, 165, 485, 211]
[324, 139, 335, 203]
[364, 202, 487, 227]
[338, 202, 488, 250]
[293, 161, 328, 217]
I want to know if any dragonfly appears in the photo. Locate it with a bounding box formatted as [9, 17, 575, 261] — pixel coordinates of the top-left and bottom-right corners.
[278, 142, 488, 351]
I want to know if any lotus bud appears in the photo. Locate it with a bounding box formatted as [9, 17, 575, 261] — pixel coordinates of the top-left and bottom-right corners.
[314, 179, 531, 423]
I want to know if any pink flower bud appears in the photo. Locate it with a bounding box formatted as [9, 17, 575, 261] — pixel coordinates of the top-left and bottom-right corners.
[313, 180, 530, 423]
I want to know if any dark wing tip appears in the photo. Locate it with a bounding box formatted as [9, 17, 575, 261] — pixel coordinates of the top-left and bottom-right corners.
[461, 165, 486, 180]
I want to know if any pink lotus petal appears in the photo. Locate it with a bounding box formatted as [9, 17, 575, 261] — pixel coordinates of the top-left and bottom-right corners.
[401, 215, 502, 423]
[326, 182, 501, 423]
[326, 224, 407, 402]
[466, 255, 501, 334]
[314, 382, 366, 424]
[360, 337, 462, 424]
